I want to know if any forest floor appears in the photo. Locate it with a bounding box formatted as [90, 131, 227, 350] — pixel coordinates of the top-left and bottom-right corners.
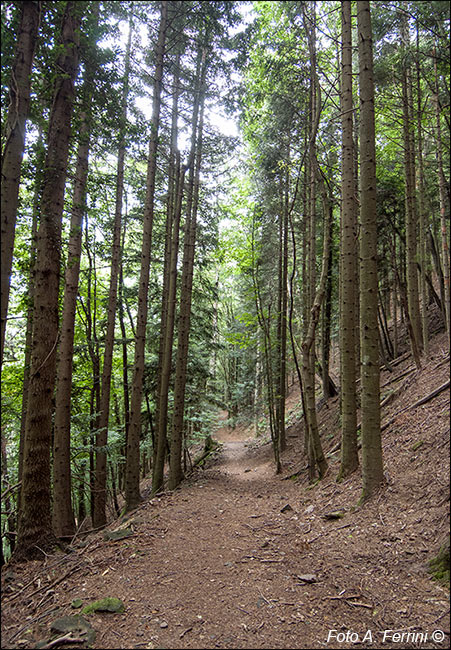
[1, 331, 450, 650]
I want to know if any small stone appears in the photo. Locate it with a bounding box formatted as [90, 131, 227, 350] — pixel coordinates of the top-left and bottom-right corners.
[304, 505, 314, 514]
[297, 574, 317, 583]
[160, 621, 168, 628]
[281, 504, 293, 513]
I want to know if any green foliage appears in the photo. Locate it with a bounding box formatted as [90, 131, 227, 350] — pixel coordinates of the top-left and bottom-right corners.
[1, 1, 450, 552]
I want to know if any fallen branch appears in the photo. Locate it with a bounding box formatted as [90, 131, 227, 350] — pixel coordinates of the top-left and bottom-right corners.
[380, 366, 415, 389]
[409, 380, 450, 409]
[323, 593, 362, 601]
[381, 379, 450, 432]
[383, 350, 410, 370]
[380, 371, 418, 409]
[39, 633, 85, 649]
[5, 561, 83, 603]
[180, 627, 193, 639]
[328, 371, 423, 455]
[345, 600, 373, 609]
[7, 606, 60, 643]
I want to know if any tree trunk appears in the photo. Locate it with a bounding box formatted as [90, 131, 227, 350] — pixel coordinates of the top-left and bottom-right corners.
[53, 4, 100, 538]
[338, 0, 359, 481]
[153, 48, 183, 492]
[93, 12, 132, 528]
[17, 132, 44, 518]
[78, 218, 101, 522]
[118, 258, 130, 453]
[415, 29, 429, 355]
[401, 13, 422, 356]
[1, 1, 41, 368]
[168, 48, 208, 492]
[432, 47, 450, 346]
[125, 0, 168, 511]
[14, 2, 81, 560]
[1, 433, 16, 560]
[276, 164, 289, 453]
[300, 166, 330, 481]
[52, 101, 91, 538]
[357, 1, 384, 502]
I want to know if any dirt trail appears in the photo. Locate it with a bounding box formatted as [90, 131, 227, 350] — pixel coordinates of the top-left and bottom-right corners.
[1, 340, 450, 649]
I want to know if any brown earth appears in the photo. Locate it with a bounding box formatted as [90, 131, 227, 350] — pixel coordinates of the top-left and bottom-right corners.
[1, 332, 450, 650]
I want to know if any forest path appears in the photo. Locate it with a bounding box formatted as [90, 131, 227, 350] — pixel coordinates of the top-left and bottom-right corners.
[212, 410, 272, 478]
[2, 337, 450, 650]
[77, 418, 308, 649]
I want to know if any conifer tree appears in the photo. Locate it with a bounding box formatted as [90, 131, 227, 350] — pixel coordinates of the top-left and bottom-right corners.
[125, 0, 168, 511]
[15, 1, 82, 558]
[357, 0, 384, 502]
[1, 1, 41, 368]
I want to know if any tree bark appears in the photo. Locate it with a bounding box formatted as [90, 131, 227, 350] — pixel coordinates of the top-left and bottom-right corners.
[14, 2, 81, 559]
[53, 3, 100, 538]
[1, 1, 41, 368]
[52, 103, 90, 538]
[17, 132, 44, 519]
[168, 48, 208, 491]
[357, 1, 384, 502]
[125, 0, 168, 511]
[93, 11, 132, 528]
[400, 13, 422, 356]
[300, 166, 330, 481]
[432, 47, 450, 346]
[276, 163, 289, 454]
[338, 0, 359, 481]
[153, 47, 183, 492]
[415, 28, 429, 355]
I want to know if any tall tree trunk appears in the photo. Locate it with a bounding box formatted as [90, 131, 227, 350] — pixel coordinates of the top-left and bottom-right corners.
[119, 258, 130, 456]
[125, 0, 168, 511]
[1, 1, 41, 368]
[276, 165, 289, 454]
[53, 4, 100, 538]
[93, 12, 132, 528]
[338, 0, 359, 481]
[401, 13, 422, 356]
[153, 48, 184, 492]
[321, 228, 334, 400]
[52, 102, 91, 538]
[168, 49, 208, 491]
[79, 218, 101, 522]
[14, 2, 81, 559]
[1, 433, 15, 560]
[301, 166, 330, 481]
[432, 47, 450, 346]
[357, 1, 384, 502]
[415, 28, 429, 355]
[251, 212, 280, 472]
[17, 132, 44, 518]
[302, 2, 327, 480]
